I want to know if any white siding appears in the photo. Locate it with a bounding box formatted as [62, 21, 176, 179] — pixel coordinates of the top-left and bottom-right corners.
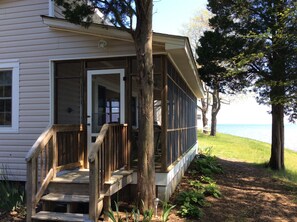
[0, 0, 140, 181]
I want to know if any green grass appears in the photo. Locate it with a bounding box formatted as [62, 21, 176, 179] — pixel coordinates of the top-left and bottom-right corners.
[198, 131, 297, 184]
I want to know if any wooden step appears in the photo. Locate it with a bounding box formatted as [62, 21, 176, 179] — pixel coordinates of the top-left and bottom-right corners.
[41, 193, 90, 203]
[104, 170, 133, 196]
[48, 182, 89, 195]
[32, 211, 90, 222]
[48, 169, 90, 195]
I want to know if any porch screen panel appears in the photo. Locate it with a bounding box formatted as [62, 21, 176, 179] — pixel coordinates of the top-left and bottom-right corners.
[167, 61, 197, 166]
[55, 62, 82, 124]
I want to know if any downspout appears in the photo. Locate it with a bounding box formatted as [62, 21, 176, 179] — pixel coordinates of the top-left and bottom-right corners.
[49, 0, 54, 17]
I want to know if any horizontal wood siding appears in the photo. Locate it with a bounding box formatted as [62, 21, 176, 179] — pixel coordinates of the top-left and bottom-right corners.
[0, 0, 143, 181]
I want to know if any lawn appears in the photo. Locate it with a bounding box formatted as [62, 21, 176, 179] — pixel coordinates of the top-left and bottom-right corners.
[198, 131, 297, 184]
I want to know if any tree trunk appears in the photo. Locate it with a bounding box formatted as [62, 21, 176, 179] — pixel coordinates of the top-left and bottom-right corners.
[210, 88, 220, 136]
[269, 103, 285, 170]
[134, 0, 155, 211]
[200, 88, 209, 133]
[268, 37, 286, 170]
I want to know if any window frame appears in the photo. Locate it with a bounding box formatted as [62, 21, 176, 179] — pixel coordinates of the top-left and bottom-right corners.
[0, 60, 19, 133]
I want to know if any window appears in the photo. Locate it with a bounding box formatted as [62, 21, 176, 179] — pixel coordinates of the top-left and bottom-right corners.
[0, 60, 19, 132]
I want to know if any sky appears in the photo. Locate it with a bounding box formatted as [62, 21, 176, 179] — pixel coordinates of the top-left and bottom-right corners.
[153, 0, 208, 35]
[152, 0, 276, 125]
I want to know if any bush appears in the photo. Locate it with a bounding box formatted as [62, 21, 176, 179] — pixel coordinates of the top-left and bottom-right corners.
[203, 183, 222, 198]
[176, 190, 206, 218]
[191, 154, 223, 176]
[179, 202, 204, 218]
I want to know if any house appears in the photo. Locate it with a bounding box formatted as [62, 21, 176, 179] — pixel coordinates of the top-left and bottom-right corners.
[0, 0, 204, 221]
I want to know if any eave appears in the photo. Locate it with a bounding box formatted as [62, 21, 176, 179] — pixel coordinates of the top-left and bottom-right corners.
[41, 15, 204, 98]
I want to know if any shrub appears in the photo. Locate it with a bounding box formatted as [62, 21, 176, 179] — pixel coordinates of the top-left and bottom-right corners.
[203, 183, 222, 198]
[191, 154, 223, 176]
[178, 202, 204, 218]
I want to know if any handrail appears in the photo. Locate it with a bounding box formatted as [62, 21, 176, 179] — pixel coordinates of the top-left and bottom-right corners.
[88, 124, 109, 163]
[25, 125, 53, 162]
[26, 124, 84, 222]
[88, 123, 129, 221]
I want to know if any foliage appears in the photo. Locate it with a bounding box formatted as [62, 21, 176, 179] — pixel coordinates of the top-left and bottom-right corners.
[182, 9, 213, 56]
[161, 202, 175, 222]
[191, 154, 223, 176]
[200, 175, 215, 184]
[105, 201, 155, 222]
[131, 206, 140, 222]
[199, 146, 213, 156]
[206, 0, 297, 169]
[179, 202, 204, 218]
[188, 179, 221, 198]
[142, 208, 153, 222]
[0, 167, 25, 214]
[174, 149, 223, 219]
[203, 183, 222, 198]
[105, 202, 128, 222]
[176, 190, 206, 218]
[189, 180, 204, 190]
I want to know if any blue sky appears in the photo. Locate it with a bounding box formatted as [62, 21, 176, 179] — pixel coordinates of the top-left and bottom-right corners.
[153, 0, 208, 35]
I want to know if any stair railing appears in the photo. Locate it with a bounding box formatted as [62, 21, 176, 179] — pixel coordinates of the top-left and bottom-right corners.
[88, 123, 129, 221]
[25, 124, 84, 222]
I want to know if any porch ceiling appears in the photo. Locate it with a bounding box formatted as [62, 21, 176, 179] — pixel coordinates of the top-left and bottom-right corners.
[41, 16, 204, 98]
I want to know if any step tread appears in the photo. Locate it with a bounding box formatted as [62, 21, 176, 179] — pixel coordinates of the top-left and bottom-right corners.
[105, 170, 134, 185]
[32, 211, 90, 222]
[52, 169, 89, 184]
[41, 193, 90, 203]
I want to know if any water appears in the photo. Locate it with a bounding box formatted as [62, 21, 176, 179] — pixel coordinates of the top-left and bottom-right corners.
[217, 124, 297, 152]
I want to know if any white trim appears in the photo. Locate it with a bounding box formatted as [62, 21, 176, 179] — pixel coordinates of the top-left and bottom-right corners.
[0, 60, 19, 133]
[132, 142, 198, 185]
[87, 69, 125, 150]
[49, 0, 54, 17]
[49, 61, 54, 125]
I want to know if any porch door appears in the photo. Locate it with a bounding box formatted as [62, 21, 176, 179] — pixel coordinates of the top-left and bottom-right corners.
[87, 69, 125, 150]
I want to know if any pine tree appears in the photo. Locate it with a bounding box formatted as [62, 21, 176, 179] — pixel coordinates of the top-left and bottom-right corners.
[207, 0, 297, 169]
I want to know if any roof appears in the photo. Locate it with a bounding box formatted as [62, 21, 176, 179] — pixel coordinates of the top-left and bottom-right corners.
[41, 16, 204, 98]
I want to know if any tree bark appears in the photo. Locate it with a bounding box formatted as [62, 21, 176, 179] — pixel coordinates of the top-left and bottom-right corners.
[198, 88, 209, 133]
[268, 35, 286, 170]
[210, 88, 220, 136]
[269, 103, 285, 170]
[134, 0, 155, 211]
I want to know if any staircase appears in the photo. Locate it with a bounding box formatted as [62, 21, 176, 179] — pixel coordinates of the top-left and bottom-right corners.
[31, 168, 133, 221]
[26, 124, 131, 222]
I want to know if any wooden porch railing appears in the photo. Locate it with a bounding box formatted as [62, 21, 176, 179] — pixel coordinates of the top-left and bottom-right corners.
[25, 124, 84, 222]
[88, 123, 129, 221]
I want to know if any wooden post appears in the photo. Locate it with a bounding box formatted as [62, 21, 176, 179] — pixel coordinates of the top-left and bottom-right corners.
[125, 125, 130, 170]
[105, 129, 111, 182]
[52, 130, 58, 178]
[89, 155, 99, 221]
[26, 158, 37, 222]
[26, 161, 33, 222]
[161, 56, 168, 172]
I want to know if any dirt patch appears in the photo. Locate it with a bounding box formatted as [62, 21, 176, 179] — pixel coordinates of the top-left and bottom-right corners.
[169, 158, 297, 222]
